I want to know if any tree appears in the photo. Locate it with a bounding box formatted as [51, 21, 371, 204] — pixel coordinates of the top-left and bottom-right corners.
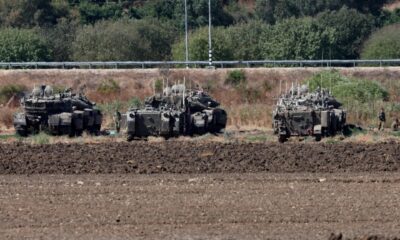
[78, 1, 123, 24]
[255, 0, 277, 24]
[361, 23, 400, 59]
[254, 0, 389, 24]
[172, 27, 234, 61]
[72, 19, 177, 61]
[228, 20, 270, 60]
[0, 28, 51, 61]
[316, 7, 375, 59]
[0, 0, 69, 28]
[261, 17, 335, 60]
[38, 17, 78, 61]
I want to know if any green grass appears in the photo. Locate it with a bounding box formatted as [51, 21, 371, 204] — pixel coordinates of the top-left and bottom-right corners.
[0, 134, 17, 141]
[245, 134, 271, 142]
[390, 131, 400, 138]
[30, 132, 50, 145]
[325, 138, 340, 144]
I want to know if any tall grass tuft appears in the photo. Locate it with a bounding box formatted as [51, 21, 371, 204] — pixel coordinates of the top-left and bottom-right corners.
[31, 132, 50, 145]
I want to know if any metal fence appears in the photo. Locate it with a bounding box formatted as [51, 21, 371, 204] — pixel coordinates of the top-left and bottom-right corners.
[1, 59, 400, 69]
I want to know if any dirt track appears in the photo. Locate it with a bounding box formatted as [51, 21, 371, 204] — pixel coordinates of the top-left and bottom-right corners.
[1, 142, 400, 174]
[1, 142, 400, 239]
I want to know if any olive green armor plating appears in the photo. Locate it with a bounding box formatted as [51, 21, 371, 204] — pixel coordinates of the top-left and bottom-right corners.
[126, 84, 227, 140]
[13, 85, 102, 136]
[273, 86, 346, 142]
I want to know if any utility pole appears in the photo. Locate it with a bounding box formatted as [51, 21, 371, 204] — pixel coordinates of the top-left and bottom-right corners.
[208, 0, 212, 67]
[185, 0, 189, 69]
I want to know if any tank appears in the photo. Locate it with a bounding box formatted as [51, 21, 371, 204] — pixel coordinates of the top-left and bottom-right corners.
[273, 85, 346, 142]
[125, 84, 227, 140]
[13, 85, 102, 136]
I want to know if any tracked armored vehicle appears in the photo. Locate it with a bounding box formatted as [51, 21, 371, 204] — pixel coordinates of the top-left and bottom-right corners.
[125, 84, 227, 140]
[14, 85, 102, 136]
[273, 86, 346, 142]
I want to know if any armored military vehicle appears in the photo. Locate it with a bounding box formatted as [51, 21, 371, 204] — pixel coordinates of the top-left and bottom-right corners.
[125, 84, 227, 140]
[14, 85, 102, 136]
[273, 85, 346, 142]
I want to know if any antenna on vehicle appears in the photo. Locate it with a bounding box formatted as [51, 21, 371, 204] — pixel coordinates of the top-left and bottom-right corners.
[291, 82, 294, 97]
[166, 77, 169, 89]
[279, 79, 282, 96]
[320, 50, 324, 92]
[285, 80, 288, 96]
[183, 77, 186, 108]
[329, 48, 332, 94]
[153, 79, 155, 95]
[162, 77, 165, 95]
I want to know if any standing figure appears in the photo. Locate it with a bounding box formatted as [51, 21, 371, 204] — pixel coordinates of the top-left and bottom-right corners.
[391, 118, 399, 132]
[113, 110, 122, 133]
[378, 108, 386, 131]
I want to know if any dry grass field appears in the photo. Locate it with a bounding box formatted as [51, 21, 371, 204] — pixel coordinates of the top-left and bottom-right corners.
[1, 67, 400, 131]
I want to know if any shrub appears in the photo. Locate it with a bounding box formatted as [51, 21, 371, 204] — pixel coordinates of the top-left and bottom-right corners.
[306, 70, 346, 91]
[361, 23, 400, 59]
[128, 97, 142, 109]
[225, 70, 247, 87]
[52, 85, 67, 94]
[0, 84, 26, 104]
[0, 28, 50, 62]
[97, 100, 124, 116]
[333, 81, 389, 103]
[72, 19, 176, 61]
[306, 70, 388, 103]
[154, 79, 163, 93]
[31, 132, 50, 145]
[97, 79, 120, 95]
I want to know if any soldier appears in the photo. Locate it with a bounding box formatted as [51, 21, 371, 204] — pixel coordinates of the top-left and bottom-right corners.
[113, 110, 122, 133]
[378, 107, 386, 131]
[391, 118, 399, 132]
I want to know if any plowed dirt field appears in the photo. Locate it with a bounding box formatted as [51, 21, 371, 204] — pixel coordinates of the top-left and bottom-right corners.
[1, 142, 400, 239]
[1, 142, 400, 174]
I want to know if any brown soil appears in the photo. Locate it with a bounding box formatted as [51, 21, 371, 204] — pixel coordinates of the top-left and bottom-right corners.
[1, 173, 400, 240]
[1, 142, 400, 174]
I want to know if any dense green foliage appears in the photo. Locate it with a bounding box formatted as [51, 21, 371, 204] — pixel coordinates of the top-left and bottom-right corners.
[225, 69, 247, 87]
[72, 19, 176, 61]
[255, 0, 388, 24]
[307, 70, 389, 103]
[361, 23, 400, 59]
[0, 0, 398, 62]
[262, 17, 334, 60]
[172, 27, 233, 61]
[0, 28, 50, 61]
